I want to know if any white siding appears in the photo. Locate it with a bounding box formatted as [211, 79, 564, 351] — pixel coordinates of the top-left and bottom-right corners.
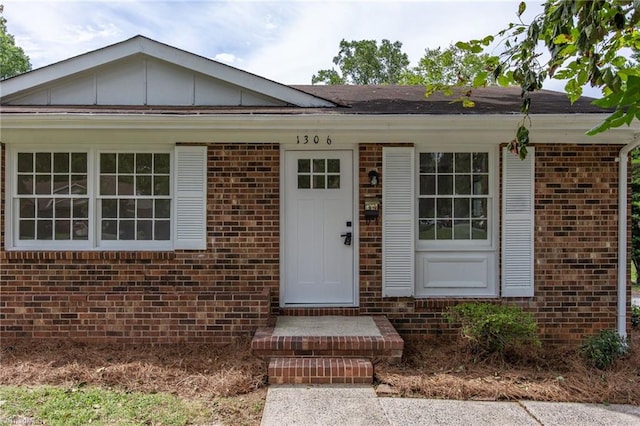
[382, 147, 415, 297]
[4, 55, 288, 107]
[97, 58, 146, 105]
[502, 147, 535, 297]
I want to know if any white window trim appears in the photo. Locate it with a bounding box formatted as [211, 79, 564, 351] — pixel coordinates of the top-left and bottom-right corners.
[6, 144, 175, 251]
[413, 144, 499, 298]
[415, 144, 499, 252]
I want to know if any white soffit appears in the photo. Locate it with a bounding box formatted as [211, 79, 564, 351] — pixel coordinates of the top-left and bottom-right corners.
[0, 35, 335, 108]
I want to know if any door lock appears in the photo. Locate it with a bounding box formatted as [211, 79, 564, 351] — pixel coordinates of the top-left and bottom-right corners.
[340, 232, 352, 246]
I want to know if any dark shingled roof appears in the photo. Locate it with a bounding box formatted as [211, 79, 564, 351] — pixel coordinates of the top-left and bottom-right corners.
[292, 85, 608, 115]
[0, 85, 608, 116]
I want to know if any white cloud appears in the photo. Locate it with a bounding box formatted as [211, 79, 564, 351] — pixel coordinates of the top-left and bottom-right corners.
[240, 1, 536, 84]
[213, 52, 238, 64]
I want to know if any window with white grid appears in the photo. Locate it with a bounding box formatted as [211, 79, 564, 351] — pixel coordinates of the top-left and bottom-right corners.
[418, 151, 492, 242]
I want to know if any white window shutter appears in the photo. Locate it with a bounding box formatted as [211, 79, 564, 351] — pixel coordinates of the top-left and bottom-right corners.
[502, 147, 535, 297]
[382, 147, 415, 297]
[174, 146, 207, 250]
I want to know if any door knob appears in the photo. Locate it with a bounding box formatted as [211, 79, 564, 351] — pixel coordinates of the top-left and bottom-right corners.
[340, 232, 352, 246]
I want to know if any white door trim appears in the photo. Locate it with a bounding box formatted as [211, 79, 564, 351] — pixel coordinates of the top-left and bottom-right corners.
[279, 144, 359, 307]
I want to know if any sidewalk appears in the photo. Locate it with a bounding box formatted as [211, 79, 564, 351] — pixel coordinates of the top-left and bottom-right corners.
[261, 385, 640, 426]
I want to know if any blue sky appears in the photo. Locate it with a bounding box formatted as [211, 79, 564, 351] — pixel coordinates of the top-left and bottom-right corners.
[3, 0, 597, 96]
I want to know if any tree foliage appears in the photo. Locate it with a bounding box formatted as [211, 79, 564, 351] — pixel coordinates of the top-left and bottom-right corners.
[456, 0, 640, 159]
[0, 4, 31, 79]
[400, 44, 496, 105]
[312, 39, 410, 85]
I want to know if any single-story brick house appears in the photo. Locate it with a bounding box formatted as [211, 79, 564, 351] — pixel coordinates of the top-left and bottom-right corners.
[1, 36, 638, 346]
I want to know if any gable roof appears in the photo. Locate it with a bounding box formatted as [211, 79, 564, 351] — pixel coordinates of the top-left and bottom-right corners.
[0, 35, 335, 108]
[0, 35, 611, 117]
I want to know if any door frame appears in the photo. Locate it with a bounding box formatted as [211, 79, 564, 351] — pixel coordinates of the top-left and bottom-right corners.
[279, 144, 360, 307]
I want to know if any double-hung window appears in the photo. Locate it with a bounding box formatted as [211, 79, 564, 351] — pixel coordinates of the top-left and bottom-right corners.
[9, 147, 178, 250]
[415, 147, 497, 297]
[418, 151, 492, 244]
[15, 152, 90, 244]
[98, 152, 171, 246]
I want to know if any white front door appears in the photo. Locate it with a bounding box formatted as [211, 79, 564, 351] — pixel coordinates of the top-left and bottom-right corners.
[283, 150, 355, 305]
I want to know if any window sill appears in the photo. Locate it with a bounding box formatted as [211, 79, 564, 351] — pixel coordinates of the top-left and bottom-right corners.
[1, 251, 177, 261]
[415, 245, 496, 252]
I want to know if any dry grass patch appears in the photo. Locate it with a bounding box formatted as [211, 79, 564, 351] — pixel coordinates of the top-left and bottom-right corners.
[0, 338, 267, 425]
[0, 338, 265, 399]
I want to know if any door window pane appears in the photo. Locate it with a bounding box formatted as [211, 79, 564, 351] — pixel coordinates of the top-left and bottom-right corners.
[327, 175, 340, 189]
[297, 158, 340, 190]
[298, 159, 310, 173]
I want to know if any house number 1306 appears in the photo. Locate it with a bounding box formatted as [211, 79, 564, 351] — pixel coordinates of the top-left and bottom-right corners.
[296, 135, 332, 145]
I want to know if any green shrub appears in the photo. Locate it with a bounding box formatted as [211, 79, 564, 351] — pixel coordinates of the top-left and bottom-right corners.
[444, 303, 540, 356]
[579, 330, 628, 370]
[632, 305, 640, 329]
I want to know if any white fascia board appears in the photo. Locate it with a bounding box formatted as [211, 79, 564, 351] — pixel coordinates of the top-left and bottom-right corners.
[1, 113, 637, 145]
[1, 36, 334, 108]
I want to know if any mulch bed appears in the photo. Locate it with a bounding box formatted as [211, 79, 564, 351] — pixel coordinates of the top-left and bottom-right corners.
[376, 329, 640, 405]
[0, 338, 266, 399]
[1, 330, 639, 406]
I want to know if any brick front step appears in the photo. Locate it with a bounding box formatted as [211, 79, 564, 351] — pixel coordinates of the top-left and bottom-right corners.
[268, 357, 373, 384]
[252, 316, 404, 364]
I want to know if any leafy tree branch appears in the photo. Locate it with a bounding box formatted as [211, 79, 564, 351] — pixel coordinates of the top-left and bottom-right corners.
[456, 0, 640, 159]
[0, 4, 31, 79]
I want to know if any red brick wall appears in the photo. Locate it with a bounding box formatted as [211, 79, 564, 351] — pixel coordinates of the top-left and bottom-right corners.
[0, 142, 629, 346]
[530, 144, 623, 344]
[0, 144, 279, 343]
[354, 143, 627, 346]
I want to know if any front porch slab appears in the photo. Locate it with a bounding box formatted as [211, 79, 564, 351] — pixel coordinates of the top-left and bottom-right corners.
[272, 316, 381, 337]
[252, 315, 403, 384]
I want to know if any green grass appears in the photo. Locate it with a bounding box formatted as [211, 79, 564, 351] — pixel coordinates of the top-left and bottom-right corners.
[0, 385, 210, 426]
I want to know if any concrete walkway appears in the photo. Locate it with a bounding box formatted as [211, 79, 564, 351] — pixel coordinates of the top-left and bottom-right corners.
[261, 385, 640, 426]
